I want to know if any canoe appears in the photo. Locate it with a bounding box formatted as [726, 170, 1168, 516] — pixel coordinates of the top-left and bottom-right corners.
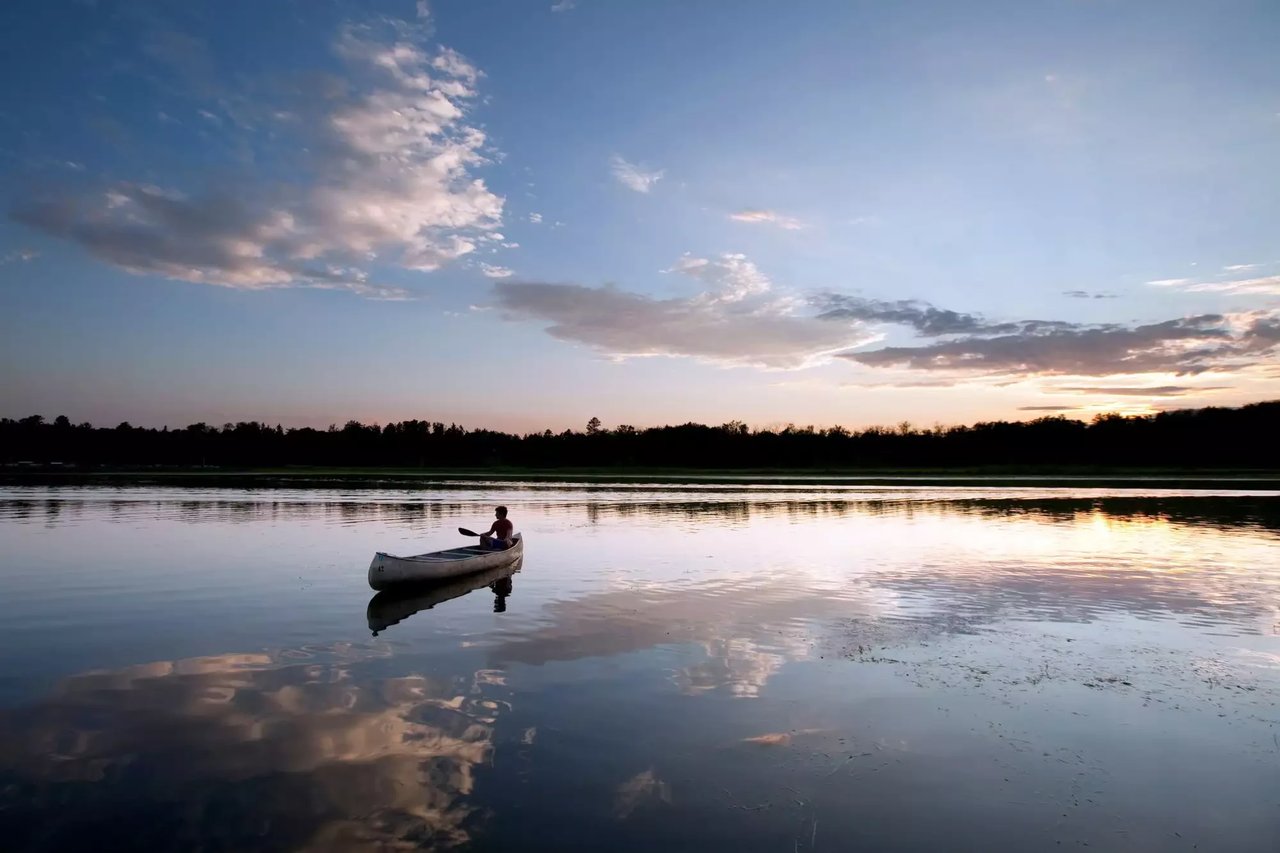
[367, 559, 521, 635]
[368, 533, 523, 590]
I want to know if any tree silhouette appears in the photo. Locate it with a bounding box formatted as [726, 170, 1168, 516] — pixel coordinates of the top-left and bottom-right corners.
[1, 401, 1277, 471]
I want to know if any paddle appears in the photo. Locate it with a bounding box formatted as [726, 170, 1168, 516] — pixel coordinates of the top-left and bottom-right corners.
[458, 527, 480, 537]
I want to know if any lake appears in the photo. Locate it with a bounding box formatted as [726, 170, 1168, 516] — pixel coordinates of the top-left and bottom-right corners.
[1, 482, 1278, 852]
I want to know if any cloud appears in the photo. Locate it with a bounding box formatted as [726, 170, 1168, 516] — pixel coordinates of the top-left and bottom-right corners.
[728, 209, 804, 230]
[1018, 405, 1075, 412]
[492, 249, 1279, 379]
[1149, 271, 1280, 296]
[663, 252, 772, 302]
[0, 248, 39, 264]
[1177, 276, 1280, 296]
[492, 253, 874, 368]
[551, 0, 577, 10]
[1249, 315, 1280, 342]
[840, 312, 1280, 377]
[480, 263, 513, 278]
[610, 155, 663, 193]
[11, 17, 503, 298]
[813, 293, 1041, 336]
[1053, 385, 1230, 396]
[528, 212, 543, 224]
[1062, 290, 1116, 299]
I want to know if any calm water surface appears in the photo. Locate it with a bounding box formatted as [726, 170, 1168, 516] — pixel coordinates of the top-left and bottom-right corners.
[1, 483, 1278, 852]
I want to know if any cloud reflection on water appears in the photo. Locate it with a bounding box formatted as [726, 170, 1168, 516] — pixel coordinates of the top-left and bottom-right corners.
[0, 645, 502, 851]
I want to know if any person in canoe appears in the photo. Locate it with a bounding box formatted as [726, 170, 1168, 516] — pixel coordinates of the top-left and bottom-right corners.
[479, 505, 514, 550]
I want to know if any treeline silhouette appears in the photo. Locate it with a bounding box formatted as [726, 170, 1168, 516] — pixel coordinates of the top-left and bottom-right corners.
[2, 401, 1277, 470]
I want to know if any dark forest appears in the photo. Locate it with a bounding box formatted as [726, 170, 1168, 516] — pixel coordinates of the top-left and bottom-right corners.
[2, 401, 1277, 470]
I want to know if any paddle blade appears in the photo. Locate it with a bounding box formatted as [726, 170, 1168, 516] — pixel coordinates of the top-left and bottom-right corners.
[458, 527, 480, 537]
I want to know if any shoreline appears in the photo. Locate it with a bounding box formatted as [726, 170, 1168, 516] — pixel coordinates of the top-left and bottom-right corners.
[3, 466, 1280, 490]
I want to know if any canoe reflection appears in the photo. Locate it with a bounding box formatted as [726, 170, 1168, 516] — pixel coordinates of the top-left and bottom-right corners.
[367, 558, 521, 635]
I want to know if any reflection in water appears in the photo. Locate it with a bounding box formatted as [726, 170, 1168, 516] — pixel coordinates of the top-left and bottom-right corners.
[3, 484, 1278, 539]
[487, 575, 867, 698]
[491, 575, 512, 613]
[0, 646, 503, 851]
[613, 768, 672, 819]
[367, 560, 522, 635]
[2, 484, 1280, 852]
[674, 638, 792, 698]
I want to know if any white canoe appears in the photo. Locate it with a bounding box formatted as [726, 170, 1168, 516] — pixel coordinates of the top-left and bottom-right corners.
[368, 533, 524, 590]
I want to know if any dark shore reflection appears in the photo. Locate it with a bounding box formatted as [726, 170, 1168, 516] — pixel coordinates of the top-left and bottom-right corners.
[3, 484, 1278, 541]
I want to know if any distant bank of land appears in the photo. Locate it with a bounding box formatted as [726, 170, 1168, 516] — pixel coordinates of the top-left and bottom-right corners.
[3, 400, 1278, 478]
[3, 467, 1279, 492]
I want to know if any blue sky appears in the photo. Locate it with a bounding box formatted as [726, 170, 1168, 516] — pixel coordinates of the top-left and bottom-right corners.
[1, 0, 1278, 432]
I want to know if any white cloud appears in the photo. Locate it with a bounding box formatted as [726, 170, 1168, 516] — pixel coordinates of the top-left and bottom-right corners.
[610, 155, 663, 193]
[664, 253, 772, 303]
[551, 0, 576, 11]
[14, 17, 503, 299]
[528, 212, 543, 224]
[728, 209, 804, 230]
[480, 263, 514, 278]
[1189, 276, 1280, 295]
[1150, 274, 1280, 296]
[1224, 263, 1258, 272]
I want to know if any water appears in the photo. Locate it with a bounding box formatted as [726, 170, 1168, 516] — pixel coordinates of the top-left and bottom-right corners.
[1, 482, 1278, 852]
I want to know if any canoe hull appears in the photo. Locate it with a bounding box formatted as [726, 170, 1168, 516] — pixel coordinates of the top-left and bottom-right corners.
[368, 533, 523, 590]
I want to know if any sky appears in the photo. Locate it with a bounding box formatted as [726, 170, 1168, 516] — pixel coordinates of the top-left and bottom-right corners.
[1, 0, 1278, 433]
